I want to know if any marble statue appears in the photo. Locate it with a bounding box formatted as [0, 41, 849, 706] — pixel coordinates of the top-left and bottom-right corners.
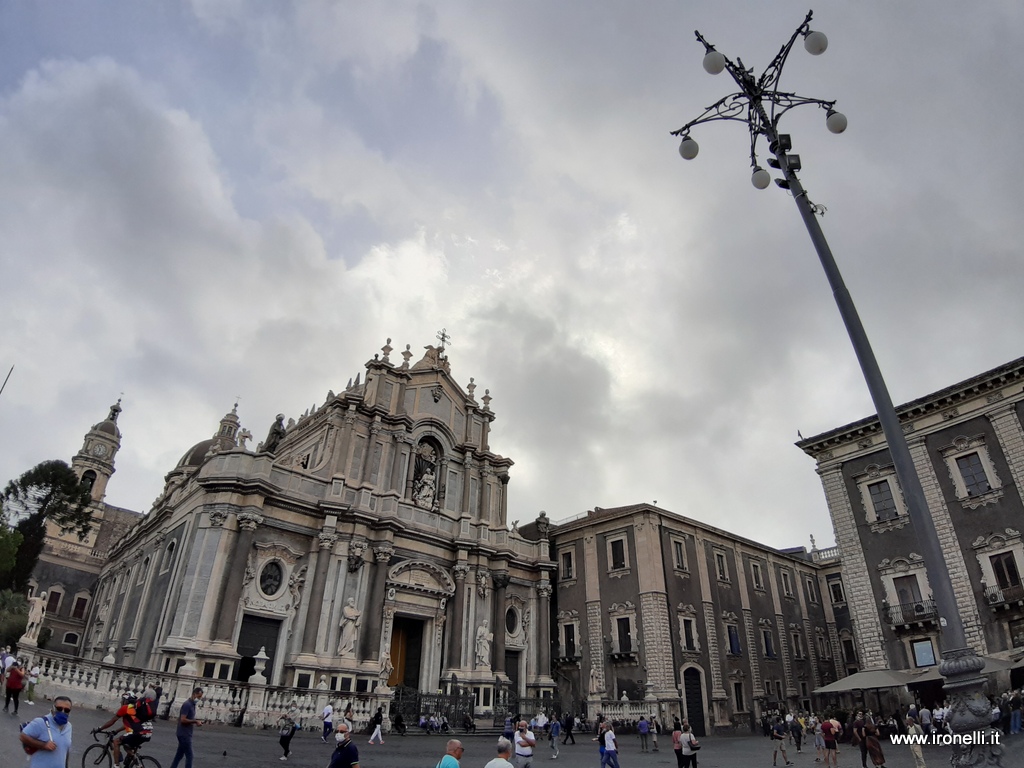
[475, 620, 493, 667]
[261, 414, 286, 454]
[22, 593, 47, 643]
[338, 598, 361, 656]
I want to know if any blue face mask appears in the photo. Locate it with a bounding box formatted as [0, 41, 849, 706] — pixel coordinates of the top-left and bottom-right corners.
[53, 711, 70, 726]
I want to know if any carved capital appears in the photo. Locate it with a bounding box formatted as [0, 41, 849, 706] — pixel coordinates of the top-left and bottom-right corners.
[453, 563, 470, 582]
[374, 544, 395, 563]
[209, 508, 228, 527]
[492, 572, 511, 590]
[237, 511, 264, 531]
[348, 540, 368, 572]
[318, 532, 338, 550]
[537, 584, 552, 600]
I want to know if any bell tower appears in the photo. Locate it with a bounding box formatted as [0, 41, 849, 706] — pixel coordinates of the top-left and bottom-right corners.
[70, 400, 122, 502]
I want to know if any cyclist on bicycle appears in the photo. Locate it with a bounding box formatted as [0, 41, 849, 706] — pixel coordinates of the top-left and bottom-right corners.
[95, 688, 158, 768]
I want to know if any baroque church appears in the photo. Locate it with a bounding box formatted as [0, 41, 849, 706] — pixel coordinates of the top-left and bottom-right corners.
[68, 340, 556, 709]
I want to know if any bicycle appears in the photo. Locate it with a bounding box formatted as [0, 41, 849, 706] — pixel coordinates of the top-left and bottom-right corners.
[83, 730, 161, 768]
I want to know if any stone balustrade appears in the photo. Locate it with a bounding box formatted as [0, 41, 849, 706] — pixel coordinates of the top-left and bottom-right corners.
[21, 647, 391, 730]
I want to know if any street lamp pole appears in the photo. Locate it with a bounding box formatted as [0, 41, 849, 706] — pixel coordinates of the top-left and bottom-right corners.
[671, 11, 999, 765]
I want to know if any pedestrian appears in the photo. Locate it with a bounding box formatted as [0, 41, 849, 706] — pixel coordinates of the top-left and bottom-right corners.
[791, 714, 804, 753]
[504, 715, 515, 742]
[820, 715, 839, 768]
[651, 715, 660, 752]
[4, 660, 25, 715]
[328, 724, 360, 768]
[20, 695, 73, 768]
[561, 713, 575, 745]
[514, 719, 537, 768]
[343, 701, 354, 731]
[436, 738, 464, 767]
[672, 720, 685, 768]
[549, 716, 561, 759]
[484, 737, 516, 768]
[321, 699, 335, 743]
[368, 706, 385, 744]
[905, 716, 926, 768]
[862, 717, 886, 767]
[1011, 690, 1023, 735]
[852, 711, 869, 768]
[26, 663, 40, 705]
[809, 714, 825, 762]
[600, 721, 620, 768]
[168, 686, 204, 768]
[679, 722, 699, 768]
[772, 716, 794, 767]
[277, 698, 299, 761]
[638, 715, 650, 752]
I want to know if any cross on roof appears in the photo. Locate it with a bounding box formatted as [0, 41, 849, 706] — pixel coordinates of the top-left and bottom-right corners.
[436, 328, 452, 349]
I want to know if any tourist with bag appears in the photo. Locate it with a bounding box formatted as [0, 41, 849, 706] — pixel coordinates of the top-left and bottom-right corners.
[680, 722, 700, 768]
[277, 698, 299, 761]
[19, 695, 73, 768]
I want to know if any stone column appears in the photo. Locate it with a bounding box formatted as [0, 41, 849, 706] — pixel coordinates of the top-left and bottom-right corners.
[214, 511, 263, 643]
[491, 572, 510, 676]
[498, 472, 510, 526]
[447, 563, 470, 670]
[360, 544, 394, 661]
[300, 531, 338, 654]
[536, 583, 552, 678]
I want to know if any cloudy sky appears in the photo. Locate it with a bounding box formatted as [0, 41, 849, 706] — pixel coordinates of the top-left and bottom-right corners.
[2, 2, 1022, 550]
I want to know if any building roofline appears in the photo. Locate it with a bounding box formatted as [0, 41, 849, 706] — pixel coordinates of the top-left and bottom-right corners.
[796, 355, 1024, 455]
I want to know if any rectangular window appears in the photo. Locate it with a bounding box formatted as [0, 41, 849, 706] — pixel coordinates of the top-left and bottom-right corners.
[829, 580, 845, 603]
[715, 552, 729, 581]
[202, 662, 216, 678]
[806, 576, 818, 603]
[564, 624, 577, 657]
[956, 452, 991, 496]
[991, 552, 1022, 590]
[46, 591, 62, 613]
[72, 596, 89, 620]
[616, 617, 632, 653]
[751, 561, 764, 590]
[817, 634, 829, 658]
[781, 570, 793, 596]
[775, 680, 784, 701]
[842, 638, 857, 665]
[560, 550, 575, 580]
[792, 632, 804, 658]
[733, 681, 745, 712]
[727, 624, 741, 655]
[682, 618, 697, 651]
[893, 574, 923, 605]
[673, 540, 687, 570]
[911, 638, 936, 667]
[610, 539, 627, 570]
[868, 480, 898, 521]
[761, 629, 775, 657]
[1010, 618, 1024, 648]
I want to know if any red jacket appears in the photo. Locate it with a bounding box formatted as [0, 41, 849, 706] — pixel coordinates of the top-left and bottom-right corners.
[5, 667, 24, 690]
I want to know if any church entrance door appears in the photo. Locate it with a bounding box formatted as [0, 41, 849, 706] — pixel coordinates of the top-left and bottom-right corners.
[235, 614, 282, 683]
[390, 616, 425, 689]
[504, 650, 521, 694]
[683, 667, 706, 736]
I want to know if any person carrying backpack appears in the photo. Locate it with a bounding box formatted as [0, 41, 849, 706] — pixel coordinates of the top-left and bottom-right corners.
[95, 688, 159, 768]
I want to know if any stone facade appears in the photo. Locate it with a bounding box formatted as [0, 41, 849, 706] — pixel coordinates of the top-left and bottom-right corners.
[549, 505, 845, 735]
[798, 355, 1024, 678]
[64, 341, 555, 709]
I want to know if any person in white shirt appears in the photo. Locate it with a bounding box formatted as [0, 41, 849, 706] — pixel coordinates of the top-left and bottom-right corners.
[514, 720, 537, 768]
[602, 723, 620, 768]
[484, 737, 516, 768]
[919, 707, 932, 734]
[535, 712, 548, 731]
[320, 701, 334, 742]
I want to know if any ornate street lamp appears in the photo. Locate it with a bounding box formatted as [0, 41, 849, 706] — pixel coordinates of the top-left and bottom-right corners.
[671, 11, 1000, 766]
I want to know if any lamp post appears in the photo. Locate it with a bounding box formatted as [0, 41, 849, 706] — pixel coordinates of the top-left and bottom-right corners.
[671, 11, 999, 766]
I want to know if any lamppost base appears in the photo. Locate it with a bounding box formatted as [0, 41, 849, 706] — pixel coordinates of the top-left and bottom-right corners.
[940, 647, 1003, 767]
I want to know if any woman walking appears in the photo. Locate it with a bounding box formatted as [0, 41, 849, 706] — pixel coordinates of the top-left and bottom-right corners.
[278, 699, 299, 760]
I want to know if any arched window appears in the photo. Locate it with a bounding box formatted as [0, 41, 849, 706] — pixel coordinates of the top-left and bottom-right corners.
[161, 540, 177, 572]
[81, 470, 97, 494]
[62, 632, 80, 646]
[46, 588, 63, 614]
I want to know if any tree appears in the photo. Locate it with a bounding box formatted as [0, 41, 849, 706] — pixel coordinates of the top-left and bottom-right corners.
[0, 588, 28, 647]
[0, 460, 92, 592]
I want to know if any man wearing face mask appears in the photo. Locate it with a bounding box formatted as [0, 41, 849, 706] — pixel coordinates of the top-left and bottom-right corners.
[329, 723, 360, 768]
[19, 695, 73, 768]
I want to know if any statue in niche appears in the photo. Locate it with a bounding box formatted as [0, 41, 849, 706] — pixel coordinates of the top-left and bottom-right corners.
[475, 620, 493, 667]
[379, 650, 394, 683]
[260, 414, 286, 454]
[22, 593, 47, 642]
[589, 666, 601, 695]
[413, 443, 439, 510]
[337, 597, 362, 656]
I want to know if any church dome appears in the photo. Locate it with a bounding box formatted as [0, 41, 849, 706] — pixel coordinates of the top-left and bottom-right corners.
[92, 400, 123, 438]
[175, 405, 243, 469]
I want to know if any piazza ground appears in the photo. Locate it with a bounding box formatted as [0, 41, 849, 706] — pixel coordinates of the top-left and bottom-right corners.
[4, 704, 1022, 768]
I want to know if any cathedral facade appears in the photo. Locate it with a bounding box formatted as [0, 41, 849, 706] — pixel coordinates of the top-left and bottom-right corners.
[76, 341, 555, 708]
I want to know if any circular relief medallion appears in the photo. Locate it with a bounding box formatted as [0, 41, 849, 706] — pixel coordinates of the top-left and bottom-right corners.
[259, 561, 284, 597]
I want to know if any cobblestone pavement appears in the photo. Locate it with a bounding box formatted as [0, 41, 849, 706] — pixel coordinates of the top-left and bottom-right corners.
[5, 705, 1022, 768]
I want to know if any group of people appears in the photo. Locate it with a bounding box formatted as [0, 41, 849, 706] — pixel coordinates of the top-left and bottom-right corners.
[2, 646, 40, 716]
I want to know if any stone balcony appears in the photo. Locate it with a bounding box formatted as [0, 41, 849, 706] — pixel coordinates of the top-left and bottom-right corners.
[983, 582, 1024, 611]
[883, 599, 939, 628]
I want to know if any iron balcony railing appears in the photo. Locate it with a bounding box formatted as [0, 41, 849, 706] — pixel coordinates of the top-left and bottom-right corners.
[884, 599, 938, 626]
